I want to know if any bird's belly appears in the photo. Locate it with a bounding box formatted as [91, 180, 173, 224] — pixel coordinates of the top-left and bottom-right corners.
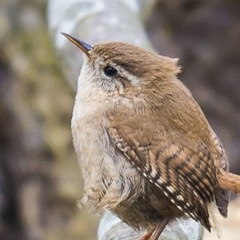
[113, 180, 184, 231]
[73, 122, 144, 211]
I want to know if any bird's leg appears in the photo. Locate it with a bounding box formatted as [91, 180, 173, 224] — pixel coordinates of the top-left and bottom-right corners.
[140, 217, 171, 240]
[151, 217, 171, 240]
[140, 231, 153, 240]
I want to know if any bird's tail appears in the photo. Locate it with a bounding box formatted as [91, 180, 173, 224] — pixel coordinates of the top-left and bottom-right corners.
[218, 169, 240, 193]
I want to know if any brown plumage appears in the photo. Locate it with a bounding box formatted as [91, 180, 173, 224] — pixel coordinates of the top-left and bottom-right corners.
[62, 33, 240, 240]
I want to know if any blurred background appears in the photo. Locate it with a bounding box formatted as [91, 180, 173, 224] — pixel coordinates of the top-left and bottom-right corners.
[0, 0, 240, 240]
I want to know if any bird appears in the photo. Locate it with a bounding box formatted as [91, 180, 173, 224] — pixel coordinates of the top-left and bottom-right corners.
[62, 32, 240, 240]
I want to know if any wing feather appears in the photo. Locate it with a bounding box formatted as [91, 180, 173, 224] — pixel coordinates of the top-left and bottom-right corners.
[105, 84, 227, 230]
[108, 125, 213, 229]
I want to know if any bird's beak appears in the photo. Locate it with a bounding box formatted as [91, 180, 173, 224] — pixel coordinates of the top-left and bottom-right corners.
[61, 32, 93, 58]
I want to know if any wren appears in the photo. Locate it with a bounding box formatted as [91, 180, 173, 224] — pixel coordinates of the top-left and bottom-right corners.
[62, 33, 240, 240]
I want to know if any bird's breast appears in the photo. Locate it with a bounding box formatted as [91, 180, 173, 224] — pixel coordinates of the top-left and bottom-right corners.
[71, 101, 143, 211]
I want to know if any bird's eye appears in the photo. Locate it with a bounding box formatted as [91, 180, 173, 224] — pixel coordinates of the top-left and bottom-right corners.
[103, 66, 118, 77]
